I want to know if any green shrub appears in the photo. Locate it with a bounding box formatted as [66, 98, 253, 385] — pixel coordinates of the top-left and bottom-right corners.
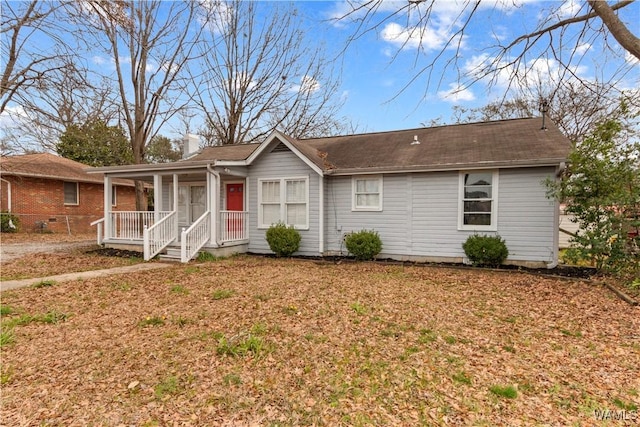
[462, 234, 509, 267]
[0, 212, 19, 233]
[265, 222, 301, 257]
[345, 229, 382, 261]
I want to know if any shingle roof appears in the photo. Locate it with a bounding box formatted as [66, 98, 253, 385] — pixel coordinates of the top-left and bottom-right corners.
[295, 117, 571, 173]
[187, 117, 570, 174]
[0, 153, 135, 186]
[186, 143, 260, 162]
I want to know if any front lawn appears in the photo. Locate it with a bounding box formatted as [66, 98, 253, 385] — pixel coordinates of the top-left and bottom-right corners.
[1, 257, 638, 425]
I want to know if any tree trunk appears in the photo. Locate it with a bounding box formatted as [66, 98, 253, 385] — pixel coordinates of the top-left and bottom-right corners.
[588, 0, 640, 60]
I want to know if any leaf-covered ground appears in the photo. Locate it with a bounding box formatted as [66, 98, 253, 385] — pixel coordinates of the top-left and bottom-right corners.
[1, 256, 638, 426]
[0, 248, 144, 280]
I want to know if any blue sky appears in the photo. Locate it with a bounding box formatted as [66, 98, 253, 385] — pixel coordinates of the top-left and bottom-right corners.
[292, 0, 640, 133]
[2, 0, 639, 147]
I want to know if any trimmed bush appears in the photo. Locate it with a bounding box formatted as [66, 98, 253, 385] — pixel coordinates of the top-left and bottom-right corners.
[265, 222, 301, 257]
[462, 234, 509, 267]
[0, 212, 19, 233]
[345, 229, 382, 261]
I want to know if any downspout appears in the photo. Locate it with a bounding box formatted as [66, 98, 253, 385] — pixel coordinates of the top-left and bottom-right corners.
[318, 174, 324, 255]
[207, 164, 220, 246]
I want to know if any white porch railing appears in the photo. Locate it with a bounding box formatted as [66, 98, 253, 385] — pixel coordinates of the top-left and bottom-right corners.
[181, 211, 211, 263]
[90, 218, 105, 244]
[110, 211, 172, 240]
[143, 211, 178, 261]
[220, 211, 247, 243]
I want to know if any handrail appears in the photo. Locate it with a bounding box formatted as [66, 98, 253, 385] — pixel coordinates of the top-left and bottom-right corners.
[143, 211, 177, 261]
[181, 211, 211, 262]
[90, 217, 105, 245]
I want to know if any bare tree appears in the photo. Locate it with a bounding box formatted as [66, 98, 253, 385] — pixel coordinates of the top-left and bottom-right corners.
[0, 1, 74, 114]
[444, 79, 639, 144]
[3, 56, 120, 153]
[76, 0, 207, 209]
[192, 1, 349, 146]
[334, 1, 639, 100]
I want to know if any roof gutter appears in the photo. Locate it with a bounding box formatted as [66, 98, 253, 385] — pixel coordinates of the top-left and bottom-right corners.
[324, 158, 567, 176]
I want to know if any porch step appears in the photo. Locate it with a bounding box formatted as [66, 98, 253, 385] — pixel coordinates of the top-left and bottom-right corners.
[158, 247, 185, 262]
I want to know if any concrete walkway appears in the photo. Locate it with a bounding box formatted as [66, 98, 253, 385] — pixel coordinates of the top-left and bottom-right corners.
[0, 262, 172, 292]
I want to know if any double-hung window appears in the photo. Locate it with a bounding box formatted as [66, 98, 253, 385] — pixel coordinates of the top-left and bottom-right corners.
[63, 182, 78, 205]
[259, 177, 309, 229]
[352, 176, 383, 211]
[459, 171, 498, 230]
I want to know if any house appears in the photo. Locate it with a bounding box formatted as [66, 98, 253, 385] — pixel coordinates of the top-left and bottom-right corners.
[88, 117, 572, 267]
[0, 153, 137, 234]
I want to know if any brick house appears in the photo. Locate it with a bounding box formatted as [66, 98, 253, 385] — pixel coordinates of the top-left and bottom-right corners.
[0, 153, 138, 234]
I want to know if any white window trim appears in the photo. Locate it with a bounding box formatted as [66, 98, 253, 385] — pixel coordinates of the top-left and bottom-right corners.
[458, 170, 499, 231]
[111, 185, 117, 207]
[258, 176, 309, 230]
[63, 181, 79, 206]
[352, 175, 383, 211]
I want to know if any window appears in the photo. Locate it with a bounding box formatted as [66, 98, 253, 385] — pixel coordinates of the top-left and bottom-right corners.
[63, 182, 78, 205]
[352, 176, 383, 211]
[459, 171, 498, 230]
[259, 177, 308, 228]
[111, 185, 117, 207]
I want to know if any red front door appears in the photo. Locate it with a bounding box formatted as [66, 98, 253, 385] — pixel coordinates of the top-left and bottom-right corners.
[226, 183, 243, 211]
[226, 183, 243, 238]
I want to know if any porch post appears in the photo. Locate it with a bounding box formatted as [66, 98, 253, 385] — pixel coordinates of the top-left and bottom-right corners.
[210, 170, 218, 245]
[153, 174, 162, 222]
[104, 176, 112, 240]
[173, 174, 179, 237]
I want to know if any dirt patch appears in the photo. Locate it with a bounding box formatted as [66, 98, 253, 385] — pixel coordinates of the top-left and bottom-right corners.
[86, 247, 144, 259]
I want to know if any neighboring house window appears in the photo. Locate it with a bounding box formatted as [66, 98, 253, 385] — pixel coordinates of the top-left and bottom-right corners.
[352, 176, 383, 211]
[111, 185, 117, 207]
[258, 177, 308, 229]
[63, 182, 78, 205]
[459, 171, 498, 230]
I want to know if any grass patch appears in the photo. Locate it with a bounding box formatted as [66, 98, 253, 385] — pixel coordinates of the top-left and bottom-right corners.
[197, 252, 221, 262]
[350, 302, 367, 315]
[32, 279, 56, 288]
[0, 328, 15, 347]
[139, 316, 166, 327]
[489, 384, 518, 399]
[613, 397, 638, 411]
[216, 333, 270, 358]
[2, 310, 68, 328]
[154, 375, 180, 400]
[452, 371, 472, 385]
[0, 304, 14, 316]
[170, 285, 189, 295]
[212, 289, 235, 300]
[223, 373, 242, 386]
[418, 328, 437, 344]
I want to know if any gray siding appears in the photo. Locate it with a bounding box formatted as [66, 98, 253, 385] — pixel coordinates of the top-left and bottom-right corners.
[247, 149, 320, 256]
[324, 167, 558, 265]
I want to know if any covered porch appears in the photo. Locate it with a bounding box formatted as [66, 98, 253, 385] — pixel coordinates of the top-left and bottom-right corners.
[92, 163, 249, 262]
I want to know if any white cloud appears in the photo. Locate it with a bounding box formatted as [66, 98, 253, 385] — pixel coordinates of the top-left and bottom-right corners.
[92, 56, 107, 65]
[437, 83, 475, 102]
[625, 51, 640, 66]
[555, 0, 583, 19]
[291, 75, 321, 94]
[0, 106, 27, 129]
[574, 43, 591, 55]
[380, 21, 464, 52]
